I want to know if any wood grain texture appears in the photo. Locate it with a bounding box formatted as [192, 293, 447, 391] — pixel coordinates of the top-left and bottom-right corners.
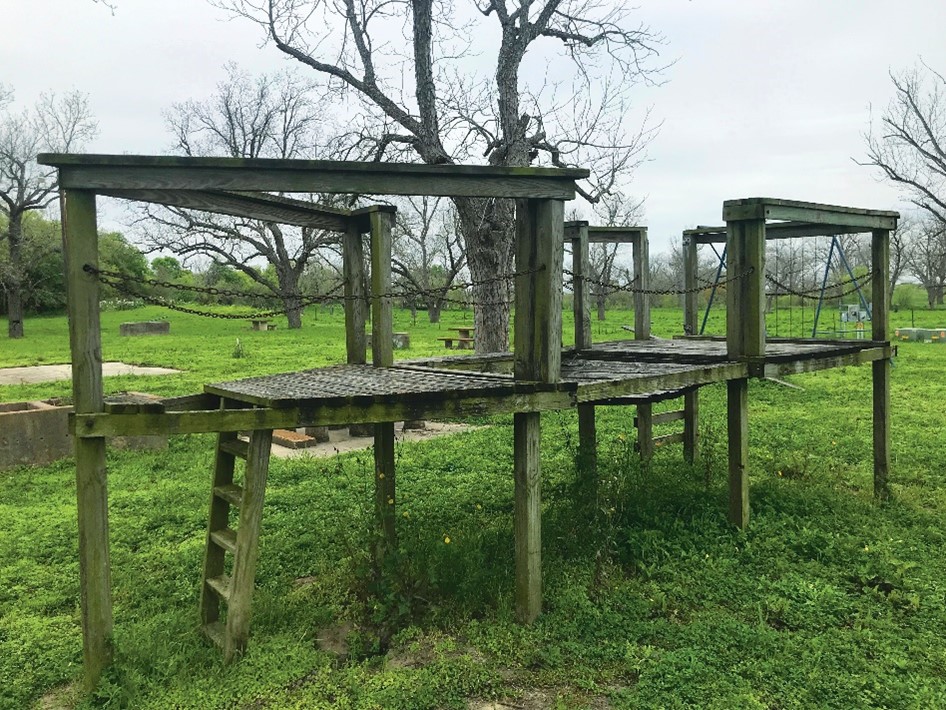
[514, 412, 542, 623]
[343, 226, 368, 365]
[63, 189, 112, 690]
[727, 379, 750, 528]
[872, 229, 891, 499]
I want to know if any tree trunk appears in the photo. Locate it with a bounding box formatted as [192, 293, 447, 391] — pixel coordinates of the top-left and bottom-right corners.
[596, 292, 607, 322]
[276, 267, 304, 329]
[6, 212, 25, 338]
[454, 197, 514, 354]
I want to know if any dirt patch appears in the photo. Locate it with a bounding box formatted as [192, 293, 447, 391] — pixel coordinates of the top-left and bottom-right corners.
[267, 421, 479, 460]
[0, 361, 180, 385]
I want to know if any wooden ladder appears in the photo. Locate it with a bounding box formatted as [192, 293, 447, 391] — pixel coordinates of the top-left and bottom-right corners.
[200, 425, 273, 661]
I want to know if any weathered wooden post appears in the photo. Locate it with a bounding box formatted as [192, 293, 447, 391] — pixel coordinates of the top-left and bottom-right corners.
[343, 223, 368, 366]
[871, 227, 891, 500]
[632, 229, 655, 460]
[567, 221, 596, 475]
[682, 233, 700, 463]
[723, 210, 765, 528]
[369, 207, 397, 549]
[63, 189, 112, 689]
[514, 198, 564, 623]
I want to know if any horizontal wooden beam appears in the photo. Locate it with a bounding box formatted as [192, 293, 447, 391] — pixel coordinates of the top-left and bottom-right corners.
[759, 345, 892, 377]
[575, 362, 748, 403]
[72, 390, 577, 437]
[564, 222, 645, 244]
[723, 198, 898, 230]
[634, 409, 685, 427]
[39, 154, 588, 200]
[685, 221, 878, 244]
[98, 189, 360, 232]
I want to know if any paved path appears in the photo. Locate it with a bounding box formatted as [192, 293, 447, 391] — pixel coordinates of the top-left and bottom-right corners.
[0, 362, 181, 385]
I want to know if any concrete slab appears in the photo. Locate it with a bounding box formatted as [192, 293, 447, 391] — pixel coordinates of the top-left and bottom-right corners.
[0, 361, 180, 385]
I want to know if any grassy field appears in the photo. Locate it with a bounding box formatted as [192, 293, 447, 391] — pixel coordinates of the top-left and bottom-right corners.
[3, 305, 946, 708]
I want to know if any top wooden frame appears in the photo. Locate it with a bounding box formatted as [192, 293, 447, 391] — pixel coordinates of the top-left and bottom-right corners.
[722, 197, 898, 230]
[564, 221, 646, 244]
[37, 153, 589, 200]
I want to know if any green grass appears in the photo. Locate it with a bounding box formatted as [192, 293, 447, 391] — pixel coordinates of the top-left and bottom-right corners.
[3, 305, 946, 708]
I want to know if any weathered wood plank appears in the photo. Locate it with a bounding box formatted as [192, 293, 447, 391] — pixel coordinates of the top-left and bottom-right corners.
[634, 409, 685, 427]
[722, 197, 898, 230]
[760, 346, 891, 376]
[872, 228, 891, 500]
[344, 225, 368, 366]
[201, 430, 238, 627]
[683, 233, 700, 463]
[98, 188, 355, 232]
[514, 412, 542, 623]
[727, 379, 749, 528]
[63, 188, 112, 690]
[40, 154, 588, 199]
[686, 222, 878, 244]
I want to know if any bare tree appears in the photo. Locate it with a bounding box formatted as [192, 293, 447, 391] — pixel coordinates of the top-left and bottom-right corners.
[213, 0, 663, 352]
[0, 89, 97, 338]
[862, 61, 946, 225]
[900, 215, 946, 307]
[138, 64, 340, 328]
[392, 196, 466, 323]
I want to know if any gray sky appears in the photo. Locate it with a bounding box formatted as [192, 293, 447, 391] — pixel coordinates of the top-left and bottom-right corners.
[4, 0, 946, 254]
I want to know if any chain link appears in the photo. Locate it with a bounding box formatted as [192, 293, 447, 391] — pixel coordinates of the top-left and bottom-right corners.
[564, 267, 754, 296]
[764, 270, 875, 301]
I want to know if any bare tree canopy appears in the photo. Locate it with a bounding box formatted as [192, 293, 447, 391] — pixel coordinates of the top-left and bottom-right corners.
[138, 64, 342, 328]
[0, 89, 98, 338]
[213, 0, 664, 351]
[862, 61, 946, 224]
[392, 196, 466, 323]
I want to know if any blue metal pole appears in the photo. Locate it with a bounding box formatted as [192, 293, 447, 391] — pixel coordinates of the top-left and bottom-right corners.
[812, 237, 837, 338]
[835, 238, 872, 318]
[700, 244, 727, 335]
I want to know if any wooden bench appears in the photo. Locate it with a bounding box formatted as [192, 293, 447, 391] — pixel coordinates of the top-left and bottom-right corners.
[438, 336, 475, 350]
[249, 319, 276, 331]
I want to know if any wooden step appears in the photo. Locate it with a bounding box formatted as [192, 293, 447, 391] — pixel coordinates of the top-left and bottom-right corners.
[219, 438, 249, 459]
[634, 409, 685, 427]
[210, 528, 237, 554]
[205, 574, 231, 602]
[202, 620, 226, 649]
[213, 484, 243, 508]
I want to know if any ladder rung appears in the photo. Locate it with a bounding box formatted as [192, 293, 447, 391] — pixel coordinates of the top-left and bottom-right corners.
[206, 574, 232, 602]
[634, 409, 686, 427]
[210, 528, 238, 554]
[202, 620, 226, 649]
[219, 438, 249, 459]
[214, 484, 243, 508]
[653, 432, 685, 448]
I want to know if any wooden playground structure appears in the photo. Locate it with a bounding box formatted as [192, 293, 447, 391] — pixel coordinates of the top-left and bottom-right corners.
[39, 153, 897, 689]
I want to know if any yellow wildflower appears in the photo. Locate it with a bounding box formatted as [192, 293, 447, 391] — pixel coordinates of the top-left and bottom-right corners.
[444, 536, 451, 544]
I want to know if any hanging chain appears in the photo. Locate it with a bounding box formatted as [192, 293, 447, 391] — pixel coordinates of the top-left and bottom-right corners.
[764, 269, 875, 301]
[564, 266, 755, 296]
[84, 263, 544, 318]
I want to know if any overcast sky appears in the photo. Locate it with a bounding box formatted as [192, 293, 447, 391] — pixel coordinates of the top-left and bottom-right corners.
[4, 0, 946, 254]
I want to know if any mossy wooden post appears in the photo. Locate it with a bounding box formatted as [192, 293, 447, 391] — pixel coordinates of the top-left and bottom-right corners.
[567, 221, 596, 475]
[632, 229, 655, 460]
[514, 198, 564, 623]
[724, 216, 765, 528]
[343, 224, 367, 366]
[369, 207, 397, 549]
[682, 233, 700, 462]
[871, 228, 891, 500]
[63, 189, 112, 689]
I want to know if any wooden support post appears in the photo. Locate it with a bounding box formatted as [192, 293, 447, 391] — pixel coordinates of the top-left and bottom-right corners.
[513, 198, 564, 623]
[725, 217, 765, 528]
[200, 424, 237, 627]
[63, 189, 112, 690]
[569, 222, 596, 475]
[632, 230, 655, 460]
[343, 224, 367, 366]
[871, 228, 891, 500]
[224, 428, 273, 662]
[370, 208, 397, 548]
[683, 234, 700, 463]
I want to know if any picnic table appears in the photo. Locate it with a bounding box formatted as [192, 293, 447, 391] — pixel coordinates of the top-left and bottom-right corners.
[249, 319, 276, 331]
[438, 327, 474, 349]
